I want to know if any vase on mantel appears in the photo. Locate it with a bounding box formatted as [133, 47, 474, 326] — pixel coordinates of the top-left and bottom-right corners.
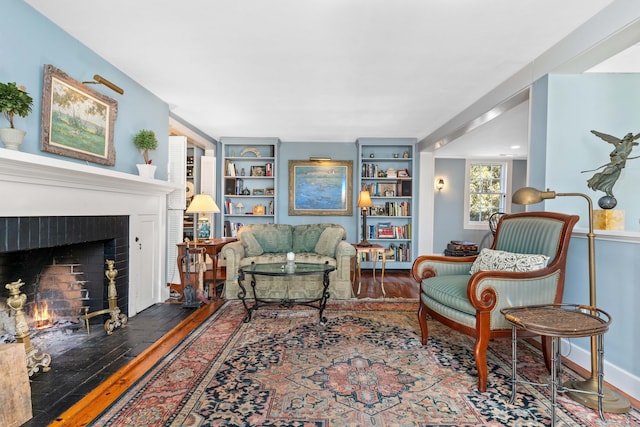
[0, 128, 26, 150]
[136, 164, 157, 179]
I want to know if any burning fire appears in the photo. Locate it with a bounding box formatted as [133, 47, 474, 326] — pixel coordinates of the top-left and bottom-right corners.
[33, 302, 54, 329]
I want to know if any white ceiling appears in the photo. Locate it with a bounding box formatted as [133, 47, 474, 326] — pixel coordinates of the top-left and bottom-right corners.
[26, 0, 625, 157]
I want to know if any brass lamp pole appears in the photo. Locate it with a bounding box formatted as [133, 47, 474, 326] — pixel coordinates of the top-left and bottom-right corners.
[512, 187, 630, 413]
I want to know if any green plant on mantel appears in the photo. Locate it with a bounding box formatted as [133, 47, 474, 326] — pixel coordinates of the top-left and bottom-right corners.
[0, 82, 33, 128]
[133, 129, 158, 164]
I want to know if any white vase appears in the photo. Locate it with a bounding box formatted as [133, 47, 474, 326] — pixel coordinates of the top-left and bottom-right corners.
[0, 128, 26, 150]
[136, 164, 157, 179]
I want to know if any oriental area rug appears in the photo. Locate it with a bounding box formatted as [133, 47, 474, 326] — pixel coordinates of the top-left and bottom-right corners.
[91, 300, 640, 426]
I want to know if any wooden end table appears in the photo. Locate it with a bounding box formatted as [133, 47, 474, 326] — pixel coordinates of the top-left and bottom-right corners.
[352, 243, 389, 297]
[177, 237, 236, 301]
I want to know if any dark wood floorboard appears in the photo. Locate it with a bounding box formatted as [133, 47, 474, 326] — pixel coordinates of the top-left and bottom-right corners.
[27, 271, 416, 426]
[25, 302, 198, 427]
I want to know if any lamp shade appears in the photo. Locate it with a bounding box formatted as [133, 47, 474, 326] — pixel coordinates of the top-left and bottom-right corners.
[512, 187, 557, 205]
[357, 190, 373, 208]
[186, 194, 220, 214]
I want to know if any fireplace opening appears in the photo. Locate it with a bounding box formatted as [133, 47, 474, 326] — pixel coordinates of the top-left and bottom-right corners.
[0, 216, 129, 354]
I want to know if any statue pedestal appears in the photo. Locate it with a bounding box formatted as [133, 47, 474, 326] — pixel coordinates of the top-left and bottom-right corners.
[593, 209, 624, 231]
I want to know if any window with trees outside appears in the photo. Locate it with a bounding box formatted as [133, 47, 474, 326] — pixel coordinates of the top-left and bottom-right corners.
[464, 160, 511, 229]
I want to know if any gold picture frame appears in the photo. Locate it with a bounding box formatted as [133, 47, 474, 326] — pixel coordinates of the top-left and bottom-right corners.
[288, 160, 353, 216]
[40, 64, 117, 166]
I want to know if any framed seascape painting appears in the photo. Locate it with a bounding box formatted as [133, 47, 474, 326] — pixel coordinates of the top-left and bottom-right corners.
[288, 160, 353, 216]
[40, 64, 117, 166]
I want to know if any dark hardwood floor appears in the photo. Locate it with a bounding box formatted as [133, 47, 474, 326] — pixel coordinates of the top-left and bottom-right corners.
[25, 270, 417, 427]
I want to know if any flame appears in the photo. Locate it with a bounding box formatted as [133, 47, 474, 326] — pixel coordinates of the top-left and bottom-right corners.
[33, 301, 53, 328]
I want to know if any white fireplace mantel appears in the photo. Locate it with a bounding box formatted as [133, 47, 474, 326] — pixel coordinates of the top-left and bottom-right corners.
[0, 149, 177, 217]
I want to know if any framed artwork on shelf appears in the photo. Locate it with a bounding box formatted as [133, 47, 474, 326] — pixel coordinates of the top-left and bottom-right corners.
[252, 188, 264, 195]
[40, 64, 117, 166]
[265, 187, 275, 195]
[250, 165, 266, 176]
[378, 183, 396, 197]
[288, 159, 353, 216]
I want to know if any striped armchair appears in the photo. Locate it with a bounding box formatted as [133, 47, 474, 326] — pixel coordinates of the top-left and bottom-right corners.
[411, 211, 579, 392]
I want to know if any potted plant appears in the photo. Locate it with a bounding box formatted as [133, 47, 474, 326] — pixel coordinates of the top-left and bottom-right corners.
[0, 82, 33, 150]
[133, 129, 158, 178]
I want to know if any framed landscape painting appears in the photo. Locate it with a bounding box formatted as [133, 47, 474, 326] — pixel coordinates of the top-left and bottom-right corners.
[288, 160, 353, 216]
[40, 64, 117, 166]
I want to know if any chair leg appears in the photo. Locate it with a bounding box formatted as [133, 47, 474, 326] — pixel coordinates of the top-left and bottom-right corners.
[418, 300, 429, 345]
[474, 328, 490, 392]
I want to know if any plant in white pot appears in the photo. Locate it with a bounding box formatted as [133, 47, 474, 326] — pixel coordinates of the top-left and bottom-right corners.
[133, 129, 158, 178]
[0, 82, 33, 150]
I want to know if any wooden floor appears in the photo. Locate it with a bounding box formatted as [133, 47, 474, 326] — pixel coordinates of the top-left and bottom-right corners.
[29, 270, 416, 427]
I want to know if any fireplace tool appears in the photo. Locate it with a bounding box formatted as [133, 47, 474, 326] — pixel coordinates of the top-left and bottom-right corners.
[5, 279, 51, 376]
[80, 259, 128, 335]
[181, 239, 206, 308]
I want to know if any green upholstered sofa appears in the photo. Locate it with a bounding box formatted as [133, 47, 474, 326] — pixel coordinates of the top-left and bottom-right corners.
[411, 211, 579, 392]
[221, 223, 356, 300]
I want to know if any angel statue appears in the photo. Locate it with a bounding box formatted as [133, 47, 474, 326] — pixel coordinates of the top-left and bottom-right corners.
[582, 130, 640, 209]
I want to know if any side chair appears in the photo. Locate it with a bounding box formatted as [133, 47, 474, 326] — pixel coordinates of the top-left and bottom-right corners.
[411, 211, 579, 392]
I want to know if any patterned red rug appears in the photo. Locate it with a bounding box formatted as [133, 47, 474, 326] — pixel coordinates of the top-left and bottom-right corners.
[91, 300, 639, 426]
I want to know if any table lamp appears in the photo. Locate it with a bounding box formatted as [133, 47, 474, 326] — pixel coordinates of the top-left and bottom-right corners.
[186, 193, 220, 240]
[357, 190, 373, 246]
[512, 186, 630, 413]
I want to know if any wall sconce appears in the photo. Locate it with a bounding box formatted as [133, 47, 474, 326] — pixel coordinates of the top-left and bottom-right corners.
[82, 74, 124, 95]
[435, 178, 445, 191]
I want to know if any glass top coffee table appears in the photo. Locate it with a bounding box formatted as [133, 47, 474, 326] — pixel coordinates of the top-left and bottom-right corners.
[238, 261, 336, 324]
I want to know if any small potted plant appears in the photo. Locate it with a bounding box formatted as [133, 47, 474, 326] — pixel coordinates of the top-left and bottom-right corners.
[133, 129, 158, 178]
[0, 81, 33, 150]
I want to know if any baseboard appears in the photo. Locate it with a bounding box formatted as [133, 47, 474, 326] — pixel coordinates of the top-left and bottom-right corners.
[562, 338, 640, 403]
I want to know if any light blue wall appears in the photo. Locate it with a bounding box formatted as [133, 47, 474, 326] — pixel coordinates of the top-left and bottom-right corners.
[433, 158, 527, 253]
[2, 0, 169, 179]
[277, 141, 359, 242]
[531, 73, 640, 378]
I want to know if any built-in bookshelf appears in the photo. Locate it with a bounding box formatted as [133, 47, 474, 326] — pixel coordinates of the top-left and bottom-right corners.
[220, 137, 279, 237]
[357, 138, 417, 269]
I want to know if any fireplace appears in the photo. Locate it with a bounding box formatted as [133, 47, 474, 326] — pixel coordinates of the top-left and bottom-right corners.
[0, 216, 129, 335]
[0, 148, 176, 341]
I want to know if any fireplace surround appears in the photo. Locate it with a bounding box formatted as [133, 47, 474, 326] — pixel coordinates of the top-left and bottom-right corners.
[0, 148, 177, 323]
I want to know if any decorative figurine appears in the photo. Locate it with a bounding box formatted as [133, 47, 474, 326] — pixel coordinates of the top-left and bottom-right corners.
[582, 130, 640, 209]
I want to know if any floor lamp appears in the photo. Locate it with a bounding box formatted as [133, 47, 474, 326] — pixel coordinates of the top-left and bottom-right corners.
[357, 190, 373, 246]
[512, 187, 630, 413]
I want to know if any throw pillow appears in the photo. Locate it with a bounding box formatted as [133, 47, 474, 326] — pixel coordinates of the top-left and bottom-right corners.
[253, 224, 293, 253]
[469, 248, 550, 274]
[292, 224, 327, 253]
[238, 230, 264, 257]
[314, 227, 344, 257]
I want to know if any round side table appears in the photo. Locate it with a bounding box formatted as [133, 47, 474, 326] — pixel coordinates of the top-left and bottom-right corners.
[501, 304, 611, 426]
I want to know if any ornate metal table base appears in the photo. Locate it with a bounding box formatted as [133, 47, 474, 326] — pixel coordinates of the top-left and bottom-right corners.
[238, 262, 335, 324]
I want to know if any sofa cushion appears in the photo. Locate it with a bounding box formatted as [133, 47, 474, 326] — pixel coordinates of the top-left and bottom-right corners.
[253, 224, 293, 253]
[469, 248, 550, 274]
[292, 224, 328, 253]
[314, 226, 344, 257]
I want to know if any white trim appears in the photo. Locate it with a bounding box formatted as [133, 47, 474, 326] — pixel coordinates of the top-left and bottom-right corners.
[561, 338, 639, 401]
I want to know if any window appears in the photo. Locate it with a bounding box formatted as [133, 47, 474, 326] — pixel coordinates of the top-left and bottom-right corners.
[464, 160, 511, 229]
